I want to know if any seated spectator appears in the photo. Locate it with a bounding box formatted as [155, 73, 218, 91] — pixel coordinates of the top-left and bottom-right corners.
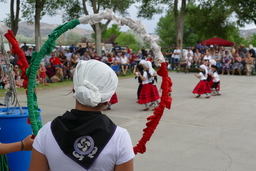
[41, 55, 49, 66]
[203, 52, 212, 61]
[46, 63, 61, 83]
[65, 49, 72, 61]
[130, 52, 139, 69]
[221, 51, 232, 75]
[50, 52, 62, 68]
[120, 52, 129, 76]
[111, 60, 120, 76]
[244, 52, 255, 76]
[93, 52, 102, 61]
[232, 54, 243, 75]
[101, 53, 109, 65]
[81, 51, 90, 61]
[0, 52, 7, 73]
[193, 49, 201, 65]
[13, 64, 24, 88]
[106, 53, 114, 66]
[25, 46, 33, 64]
[200, 46, 206, 54]
[70, 54, 79, 67]
[57, 45, 64, 53]
[212, 51, 222, 73]
[7, 51, 17, 65]
[58, 51, 68, 65]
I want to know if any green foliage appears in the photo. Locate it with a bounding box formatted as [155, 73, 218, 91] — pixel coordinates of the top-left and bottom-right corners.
[16, 34, 35, 44]
[247, 34, 256, 47]
[21, 0, 69, 24]
[115, 32, 136, 46]
[102, 24, 121, 40]
[94, 24, 122, 43]
[55, 31, 82, 46]
[224, 0, 256, 27]
[186, 1, 237, 41]
[155, 13, 176, 47]
[155, 10, 201, 49]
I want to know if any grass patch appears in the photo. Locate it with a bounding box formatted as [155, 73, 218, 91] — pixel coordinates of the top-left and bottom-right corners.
[0, 80, 74, 97]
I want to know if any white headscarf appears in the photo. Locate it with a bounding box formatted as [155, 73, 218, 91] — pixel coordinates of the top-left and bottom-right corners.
[199, 64, 206, 70]
[144, 61, 155, 76]
[73, 60, 118, 107]
[139, 59, 147, 66]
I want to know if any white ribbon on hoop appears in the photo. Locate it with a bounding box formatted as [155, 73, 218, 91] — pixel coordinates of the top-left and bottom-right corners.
[78, 9, 165, 66]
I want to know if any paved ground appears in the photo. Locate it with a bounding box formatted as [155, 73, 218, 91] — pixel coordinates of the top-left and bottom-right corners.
[3, 72, 256, 171]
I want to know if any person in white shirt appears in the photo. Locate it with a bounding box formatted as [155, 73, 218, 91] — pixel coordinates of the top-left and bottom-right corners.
[65, 49, 72, 61]
[120, 52, 129, 76]
[192, 65, 212, 98]
[184, 47, 194, 58]
[173, 46, 181, 69]
[203, 52, 212, 61]
[209, 65, 221, 96]
[29, 60, 134, 171]
[182, 53, 193, 73]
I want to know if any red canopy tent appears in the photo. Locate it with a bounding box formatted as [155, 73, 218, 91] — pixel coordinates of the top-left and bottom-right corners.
[200, 37, 234, 46]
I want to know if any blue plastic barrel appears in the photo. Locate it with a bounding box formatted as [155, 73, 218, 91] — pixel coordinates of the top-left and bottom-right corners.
[0, 107, 41, 171]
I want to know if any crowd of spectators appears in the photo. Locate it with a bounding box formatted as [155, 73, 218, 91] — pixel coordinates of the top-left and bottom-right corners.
[166, 43, 256, 76]
[1, 42, 255, 89]
[0, 42, 158, 89]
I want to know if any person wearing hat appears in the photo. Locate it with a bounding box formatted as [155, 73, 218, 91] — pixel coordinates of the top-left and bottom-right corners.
[25, 46, 33, 56]
[29, 60, 134, 171]
[192, 64, 212, 98]
[209, 65, 221, 96]
[238, 44, 247, 58]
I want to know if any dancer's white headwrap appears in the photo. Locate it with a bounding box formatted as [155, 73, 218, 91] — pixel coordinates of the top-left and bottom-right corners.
[73, 60, 118, 107]
[143, 61, 155, 76]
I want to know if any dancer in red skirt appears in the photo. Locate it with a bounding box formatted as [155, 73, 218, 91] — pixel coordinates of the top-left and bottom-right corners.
[192, 65, 212, 98]
[104, 92, 118, 110]
[137, 61, 160, 111]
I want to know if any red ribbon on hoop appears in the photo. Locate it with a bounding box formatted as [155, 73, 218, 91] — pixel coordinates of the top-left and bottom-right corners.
[4, 30, 29, 89]
[133, 62, 173, 154]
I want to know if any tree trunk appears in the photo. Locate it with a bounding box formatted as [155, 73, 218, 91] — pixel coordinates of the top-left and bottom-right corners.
[95, 23, 102, 56]
[35, 5, 41, 51]
[174, 0, 186, 60]
[178, 0, 186, 60]
[10, 0, 20, 36]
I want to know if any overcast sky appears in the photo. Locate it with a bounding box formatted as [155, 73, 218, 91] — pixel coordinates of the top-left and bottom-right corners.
[0, 2, 255, 34]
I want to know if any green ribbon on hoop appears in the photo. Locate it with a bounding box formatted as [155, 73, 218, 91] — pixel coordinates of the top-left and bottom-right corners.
[26, 19, 80, 135]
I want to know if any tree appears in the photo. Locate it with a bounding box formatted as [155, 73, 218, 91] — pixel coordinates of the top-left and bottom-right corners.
[92, 23, 121, 43]
[249, 34, 256, 47]
[0, 0, 21, 36]
[21, 0, 67, 51]
[224, 0, 256, 26]
[138, 0, 189, 58]
[63, 0, 135, 56]
[115, 32, 136, 46]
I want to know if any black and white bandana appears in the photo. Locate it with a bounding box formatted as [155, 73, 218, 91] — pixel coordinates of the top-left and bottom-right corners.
[51, 109, 116, 170]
